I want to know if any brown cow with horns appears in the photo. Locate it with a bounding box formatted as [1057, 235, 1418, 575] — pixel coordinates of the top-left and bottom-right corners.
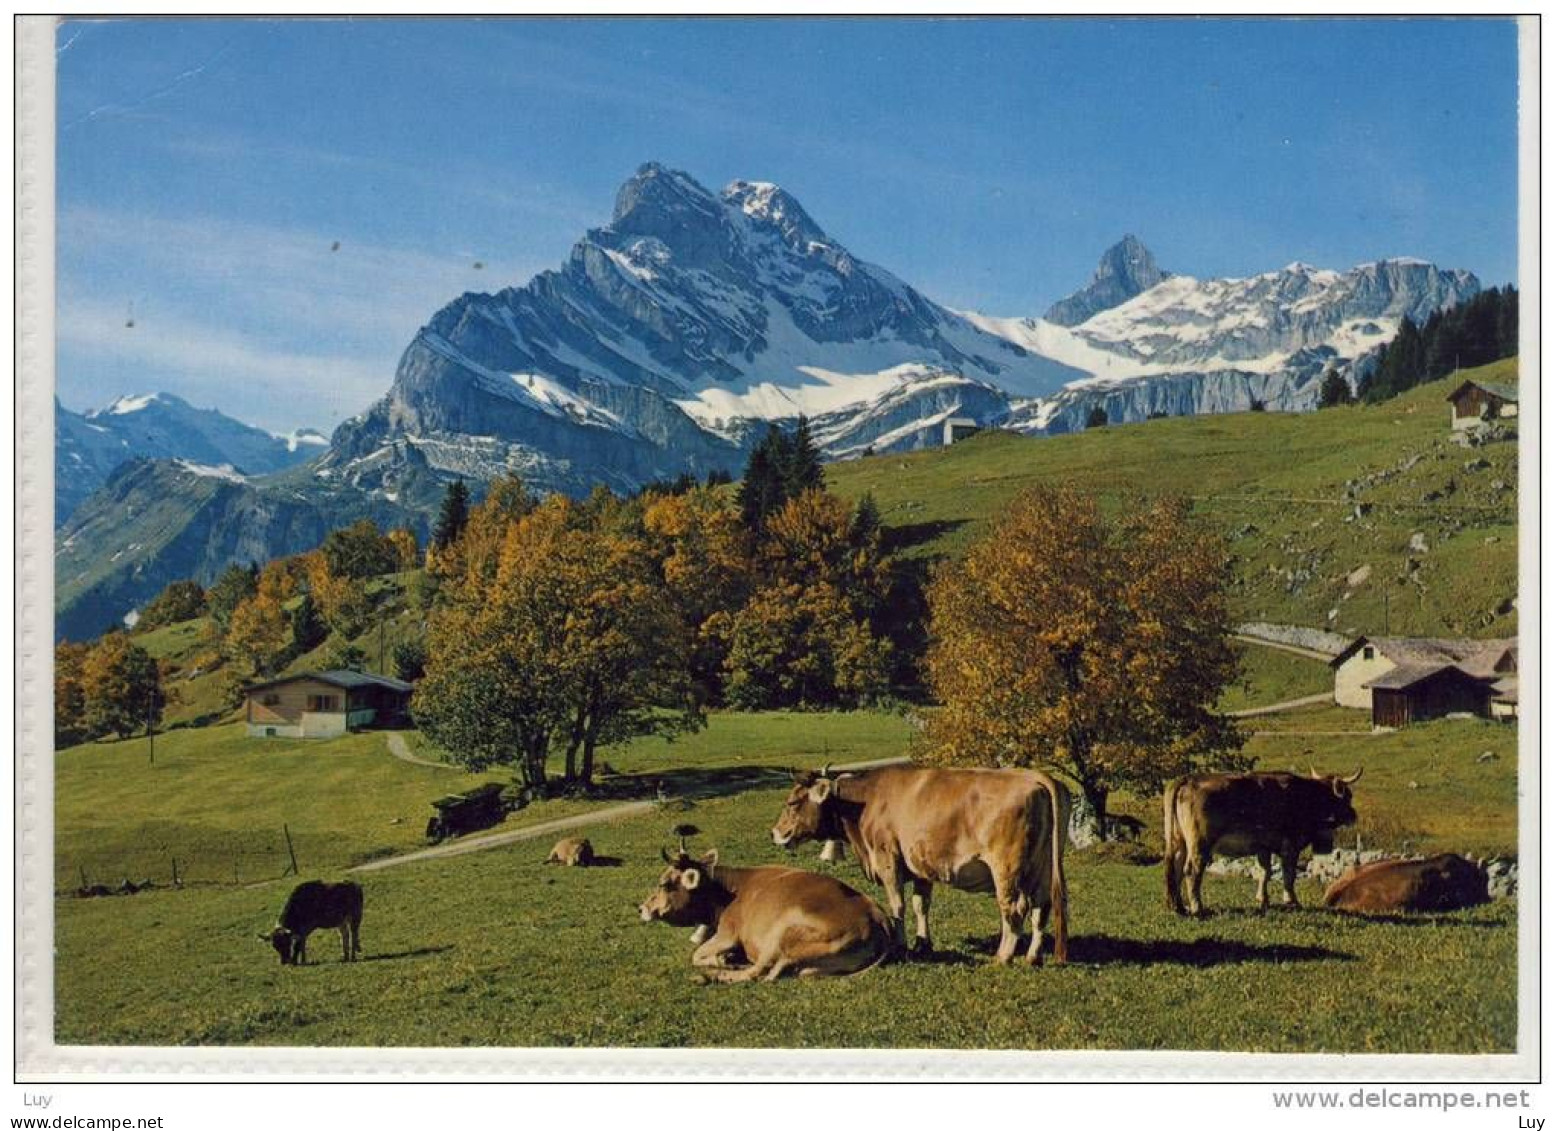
[770, 764, 1069, 965]
[1163, 766, 1363, 916]
[638, 849, 894, 981]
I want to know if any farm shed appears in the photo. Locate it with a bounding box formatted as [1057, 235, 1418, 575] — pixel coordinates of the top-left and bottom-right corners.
[1363, 664, 1493, 729]
[1447, 379, 1518, 430]
[1331, 635, 1517, 725]
[244, 670, 413, 739]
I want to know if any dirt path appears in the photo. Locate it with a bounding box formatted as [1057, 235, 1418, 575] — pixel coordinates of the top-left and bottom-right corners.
[385, 732, 458, 770]
[1230, 634, 1337, 662]
[1228, 692, 1333, 719]
[349, 755, 909, 874]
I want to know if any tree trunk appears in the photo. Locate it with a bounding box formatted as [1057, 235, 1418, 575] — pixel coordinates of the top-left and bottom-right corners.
[1080, 779, 1110, 843]
[577, 684, 603, 787]
[580, 729, 597, 788]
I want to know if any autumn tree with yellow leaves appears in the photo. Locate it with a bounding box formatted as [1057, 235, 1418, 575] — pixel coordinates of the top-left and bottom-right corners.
[79, 631, 167, 740]
[716, 489, 893, 710]
[642, 486, 754, 701]
[923, 487, 1244, 838]
[414, 494, 697, 789]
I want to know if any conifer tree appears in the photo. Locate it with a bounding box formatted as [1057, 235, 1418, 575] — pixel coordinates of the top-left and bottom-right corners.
[432, 479, 471, 551]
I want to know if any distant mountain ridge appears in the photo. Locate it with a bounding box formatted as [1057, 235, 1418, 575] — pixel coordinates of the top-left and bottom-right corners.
[56, 163, 1483, 637]
[54, 393, 323, 526]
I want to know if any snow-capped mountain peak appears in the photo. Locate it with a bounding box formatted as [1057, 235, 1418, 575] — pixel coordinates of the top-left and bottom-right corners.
[321, 162, 1083, 498]
[92, 392, 173, 418]
[1045, 235, 1172, 326]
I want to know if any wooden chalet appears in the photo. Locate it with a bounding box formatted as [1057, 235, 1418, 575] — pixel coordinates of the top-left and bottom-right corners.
[244, 669, 413, 739]
[1447, 378, 1518, 430]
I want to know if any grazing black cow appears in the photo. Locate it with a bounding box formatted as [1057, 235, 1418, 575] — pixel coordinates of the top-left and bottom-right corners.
[261, 880, 363, 965]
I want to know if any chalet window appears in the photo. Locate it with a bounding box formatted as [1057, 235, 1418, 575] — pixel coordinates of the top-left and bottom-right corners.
[262, 693, 280, 706]
[307, 694, 339, 712]
[1362, 647, 1375, 660]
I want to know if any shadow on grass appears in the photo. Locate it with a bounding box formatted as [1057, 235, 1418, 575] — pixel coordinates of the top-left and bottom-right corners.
[955, 932, 1352, 967]
[896, 947, 979, 969]
[1065, 933, 1353, 967]
[358, 945, 455, 964]
[590, 764, 796, 804]
[881, 519, 968, 555]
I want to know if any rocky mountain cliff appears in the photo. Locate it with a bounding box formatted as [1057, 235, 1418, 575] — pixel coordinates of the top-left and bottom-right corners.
[981, 256, 1479, 431]
[317, 163, 1083, 500]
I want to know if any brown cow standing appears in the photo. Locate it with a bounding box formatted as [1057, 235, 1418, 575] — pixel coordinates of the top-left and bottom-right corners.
[638, 850, 894, 982]
[1163, 768, 1362, 916]
[770, 765, 1069, 965]
[1323, 854, 1489, 913]
[545, 837, 595, 867]
[260, 880, 363, 965]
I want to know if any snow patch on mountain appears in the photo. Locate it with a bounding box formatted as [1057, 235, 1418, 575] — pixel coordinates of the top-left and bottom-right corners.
[174, 460, 248, 483]
[99, 393, 160, 416]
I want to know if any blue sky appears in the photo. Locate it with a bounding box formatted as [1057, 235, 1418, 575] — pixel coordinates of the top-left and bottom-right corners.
[56, 17, 1521, 434]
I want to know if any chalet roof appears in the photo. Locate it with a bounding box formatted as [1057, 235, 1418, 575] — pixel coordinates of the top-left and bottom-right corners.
[1446, 379, 1519, 404]
[1331, 635, 1517, 672]
[244, 669, 413, 696]
[1491, 677, 1519, 703]
[1362, 663, 1489, 692]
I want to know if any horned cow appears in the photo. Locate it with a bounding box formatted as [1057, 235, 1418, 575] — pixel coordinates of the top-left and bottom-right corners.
[1163, 768, 1362, 916]
[770, 764, 1069, 966]
[638, 849, 894, 982]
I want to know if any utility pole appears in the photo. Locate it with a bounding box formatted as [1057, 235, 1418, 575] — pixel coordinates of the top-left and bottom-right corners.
[146, 692, 155, 766]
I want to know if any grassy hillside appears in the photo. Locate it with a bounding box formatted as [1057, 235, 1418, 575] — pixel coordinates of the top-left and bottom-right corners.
[129, 364, 1517, 727]
[827, 361, 1519, 640]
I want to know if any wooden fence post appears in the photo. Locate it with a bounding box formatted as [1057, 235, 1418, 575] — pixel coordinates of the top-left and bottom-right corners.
[283, 824, 299, 877]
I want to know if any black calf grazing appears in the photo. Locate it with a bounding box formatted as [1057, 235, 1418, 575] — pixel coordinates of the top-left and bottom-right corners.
[261, 880, 363, 965]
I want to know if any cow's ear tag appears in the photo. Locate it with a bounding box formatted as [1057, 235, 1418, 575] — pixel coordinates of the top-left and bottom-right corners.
[680, 868, 702, 891]
[809, 779, 833, 804]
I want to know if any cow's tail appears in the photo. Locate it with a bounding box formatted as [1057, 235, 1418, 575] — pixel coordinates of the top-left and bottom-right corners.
[1163, 778, 1184, 914]
[1045, 776, 1069, 965]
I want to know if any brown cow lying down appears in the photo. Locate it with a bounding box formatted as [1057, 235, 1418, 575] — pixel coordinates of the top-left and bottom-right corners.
[638, 850, 894, 982]
[1323, 854, 1489, 914]
[260, 880, 363, 965]
[545, 837, 595, 866]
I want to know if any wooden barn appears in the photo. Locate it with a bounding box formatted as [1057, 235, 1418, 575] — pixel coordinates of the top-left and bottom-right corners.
[1447, 378, 1518, 430]
[1364, 664, 1493, 729]
[244, 669, 413, 739]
